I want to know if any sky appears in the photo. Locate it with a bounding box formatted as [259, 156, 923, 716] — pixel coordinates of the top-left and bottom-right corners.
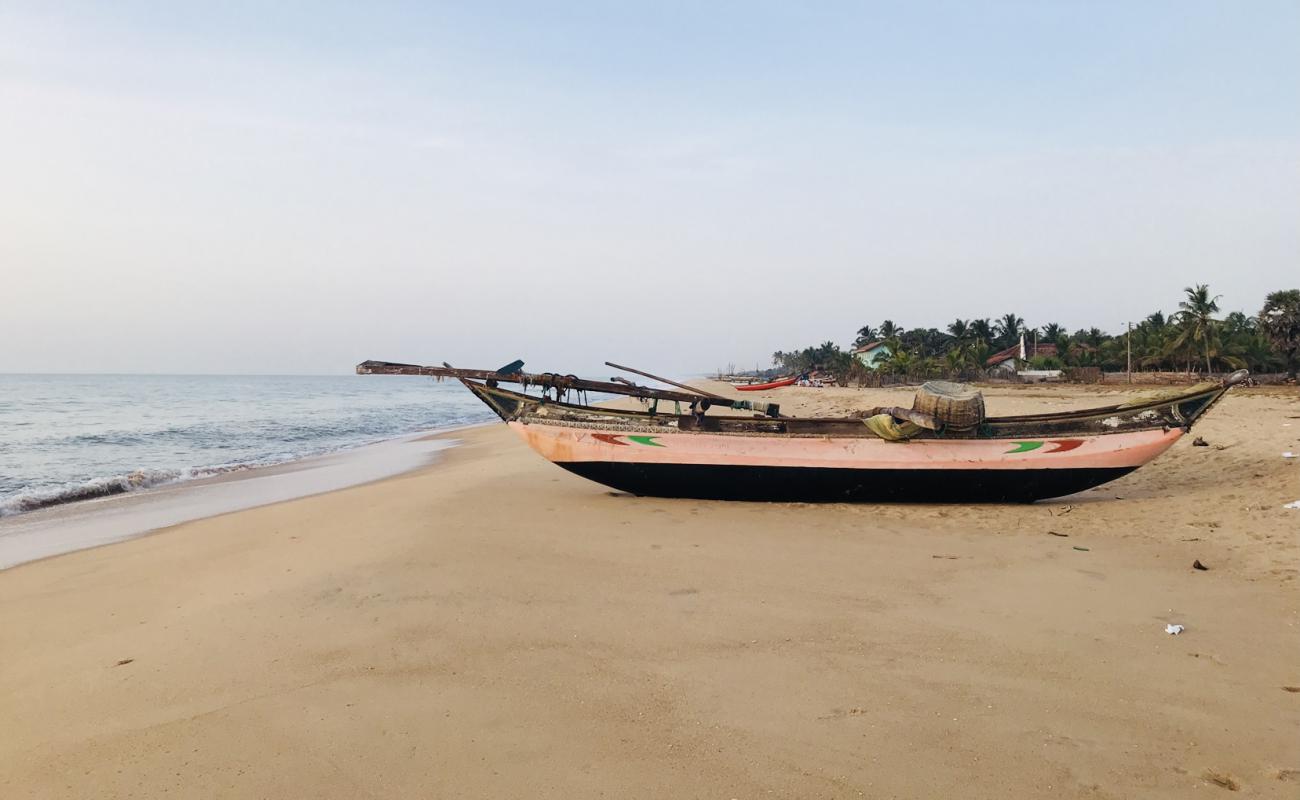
[2, 1, 1297, 375]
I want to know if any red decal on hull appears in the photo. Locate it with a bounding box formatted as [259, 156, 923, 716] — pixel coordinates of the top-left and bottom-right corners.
[1047, 439, 1084, 453]
[591, 433, 628, 446]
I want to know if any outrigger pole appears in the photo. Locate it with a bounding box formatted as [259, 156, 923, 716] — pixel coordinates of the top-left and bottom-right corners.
[355, 360, 783, 417]
[605, 361, 733, 403]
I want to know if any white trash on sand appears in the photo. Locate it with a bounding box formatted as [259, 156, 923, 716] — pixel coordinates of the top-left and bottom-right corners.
[1284, 501, 1300, 510]
[1165, 624, 1185, 635]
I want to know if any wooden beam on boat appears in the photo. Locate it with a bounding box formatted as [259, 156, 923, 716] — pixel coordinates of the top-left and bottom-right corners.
[357, 360, 720, 404]
[605, 361, 733, 402]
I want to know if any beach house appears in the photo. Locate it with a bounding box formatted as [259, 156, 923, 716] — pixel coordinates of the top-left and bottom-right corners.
[985, 334, 1060, 376]
[852, 341, 891, 369]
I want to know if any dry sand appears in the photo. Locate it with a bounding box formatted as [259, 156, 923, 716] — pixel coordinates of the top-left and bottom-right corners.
[2, 384, 1298, 798]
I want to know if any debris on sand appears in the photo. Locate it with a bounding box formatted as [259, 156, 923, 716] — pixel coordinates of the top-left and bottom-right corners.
[1165, 624, 1185, 635]
[1048, 531, 1069, 537]
[1193, 560, 1209, 571]
[114, 658, 134, 667]
[1193, 437, 1209, 447]
[1202, 770, 1238, 791]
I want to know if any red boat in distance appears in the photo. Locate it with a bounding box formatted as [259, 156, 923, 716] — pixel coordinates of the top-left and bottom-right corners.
[736, 375, 799, 392]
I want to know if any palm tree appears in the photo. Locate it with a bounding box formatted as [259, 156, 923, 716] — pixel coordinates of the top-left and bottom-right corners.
[1235, 332, 1281, 372]
[947, 319, 970, 342]
[1221, 311, 1252, 336]
[853, 325, 878, 347]
[943, 348, 966, 372]
[1130, 320, 1171, 370]
[995, 313, 1025, 348]
[1039, 323, 1064, 345]
[969, 318, 994, 345]
[1173, 284, 1222, 374]
[878, 320, 903, 340]
[1260, 289, 1300, 378]
[900, 328, 954, 358]
[882, 347, 914, 375]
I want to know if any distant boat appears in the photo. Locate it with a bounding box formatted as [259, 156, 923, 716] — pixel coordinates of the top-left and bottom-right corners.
[357, 360, 1248, 503]
[736, 375, 799, 391]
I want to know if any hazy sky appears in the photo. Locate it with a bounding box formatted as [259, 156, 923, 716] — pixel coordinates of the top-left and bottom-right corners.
[3, 2, 1297, 375]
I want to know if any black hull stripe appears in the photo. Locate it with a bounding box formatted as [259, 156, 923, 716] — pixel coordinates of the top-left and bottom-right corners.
[556, 462, 1136, 503]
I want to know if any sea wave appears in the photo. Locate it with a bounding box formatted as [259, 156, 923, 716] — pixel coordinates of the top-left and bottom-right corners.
[0, 423, 483, 519]
[0, 374, 496, 520]
[0, 463, 273, 517]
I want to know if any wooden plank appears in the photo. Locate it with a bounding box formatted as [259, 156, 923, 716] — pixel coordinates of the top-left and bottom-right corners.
[605, 361, 732, 402]
[355, 360, 714, 404]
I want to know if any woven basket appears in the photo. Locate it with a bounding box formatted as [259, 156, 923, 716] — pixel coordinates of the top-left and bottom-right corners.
[912, 381, 985, 429]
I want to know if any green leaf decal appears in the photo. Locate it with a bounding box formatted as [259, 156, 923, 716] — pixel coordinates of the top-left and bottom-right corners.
[1005, 441, 1044, 453]
[627, 435, 665, 447]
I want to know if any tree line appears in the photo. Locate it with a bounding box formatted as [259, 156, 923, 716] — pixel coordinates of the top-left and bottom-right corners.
[770, 285, 1300, 380]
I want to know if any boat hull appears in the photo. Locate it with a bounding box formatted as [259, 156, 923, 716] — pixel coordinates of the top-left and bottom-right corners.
[509, 422, 1182, 503]
[558, 461, 1136, 503]
[736, 376, 798, 391]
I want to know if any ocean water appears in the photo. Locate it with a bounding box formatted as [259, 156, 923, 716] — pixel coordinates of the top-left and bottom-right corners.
[0, 374, 495, 517]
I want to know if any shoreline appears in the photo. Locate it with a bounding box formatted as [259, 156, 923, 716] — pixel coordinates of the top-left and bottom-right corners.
[0, 422, 492, 571]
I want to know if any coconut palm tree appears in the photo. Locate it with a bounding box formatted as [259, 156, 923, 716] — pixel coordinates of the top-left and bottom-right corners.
[995, 313, 1025, 348]
[1039, 322, 1064, 345]
[878, 320, 903, 340]
[944, 347, 968, 372]
[900, 328, 954, 358]
[1173, 284, 1222, 374]
[947, 319, 970, 342]
[882, 347, 914, 375]
[853, 325, 878, 347]
[1129, 319, 1170, 370]
[969, 318, 994, 345]
[1221, 311, 1252, 336]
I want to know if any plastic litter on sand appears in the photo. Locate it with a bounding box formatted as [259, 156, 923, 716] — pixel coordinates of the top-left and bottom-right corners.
[1165, 624, 1185, 635]
[1284, 452, 1296, 459]
[1284, 501, 1300, 510]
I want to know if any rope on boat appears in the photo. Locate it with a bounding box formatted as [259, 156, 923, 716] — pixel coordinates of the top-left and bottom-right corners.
[519, 415, 909, 440]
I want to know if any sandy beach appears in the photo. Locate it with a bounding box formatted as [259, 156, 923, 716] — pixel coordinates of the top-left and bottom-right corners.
[2, 383, 1297, 798]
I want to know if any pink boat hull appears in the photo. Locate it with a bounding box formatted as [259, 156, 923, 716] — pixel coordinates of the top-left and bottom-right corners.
[508, 422, 1182, 502]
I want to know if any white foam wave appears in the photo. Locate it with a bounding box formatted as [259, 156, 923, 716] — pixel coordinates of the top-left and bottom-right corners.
[0, 463, 257, 518]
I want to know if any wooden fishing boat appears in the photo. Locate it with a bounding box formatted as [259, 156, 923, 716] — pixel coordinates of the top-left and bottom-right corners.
[736, 375, 799, 391]
[356, 360, 1248, 503]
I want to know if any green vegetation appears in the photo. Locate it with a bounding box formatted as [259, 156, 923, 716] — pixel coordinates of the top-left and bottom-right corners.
[771, 285, 1296, 381]
[1260, 289, 1300, 379]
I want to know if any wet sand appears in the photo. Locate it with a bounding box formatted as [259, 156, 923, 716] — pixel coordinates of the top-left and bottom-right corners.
[1, 384, 1297, 798]
[0, 433, 459, 570]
